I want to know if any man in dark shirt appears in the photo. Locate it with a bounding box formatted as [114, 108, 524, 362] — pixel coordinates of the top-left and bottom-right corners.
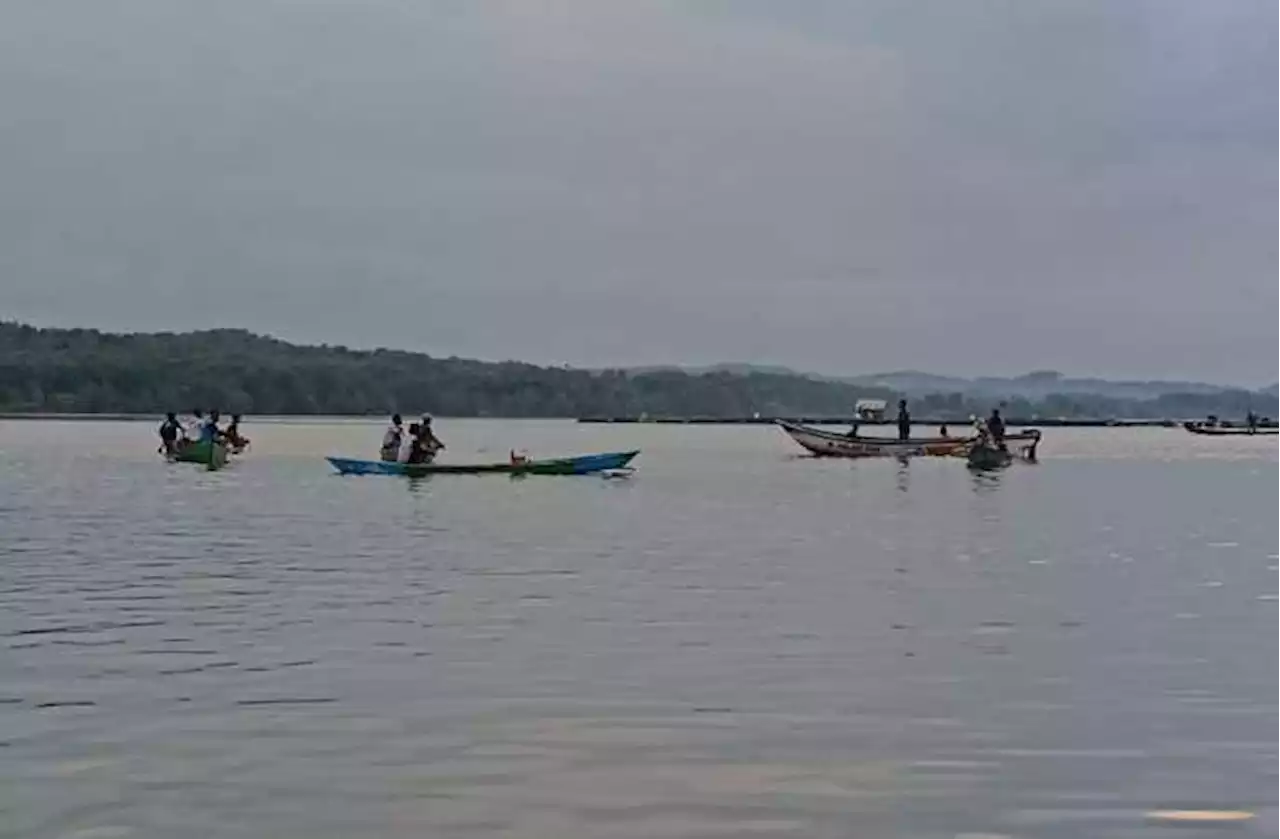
[896, 399, 911, 441]
[158, 413, 182, 456]
[988, 408, 1007, 450]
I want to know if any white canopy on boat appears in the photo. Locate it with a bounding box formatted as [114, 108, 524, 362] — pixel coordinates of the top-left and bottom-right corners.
[854, 399, 887, 419]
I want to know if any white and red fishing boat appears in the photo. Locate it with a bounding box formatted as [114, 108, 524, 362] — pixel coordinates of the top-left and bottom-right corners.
[777, 421, 1041, 459]
[1183, 421, 1277, 436]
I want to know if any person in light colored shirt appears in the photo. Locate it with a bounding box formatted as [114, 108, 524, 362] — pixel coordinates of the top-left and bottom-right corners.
[398, 422, 419, 463]
[380, 414, 403, 461]
[185, 409, 205, 441]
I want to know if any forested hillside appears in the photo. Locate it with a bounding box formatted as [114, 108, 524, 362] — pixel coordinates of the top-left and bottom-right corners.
[0, 323, 896, 416]
[0, 323, 1272, 419]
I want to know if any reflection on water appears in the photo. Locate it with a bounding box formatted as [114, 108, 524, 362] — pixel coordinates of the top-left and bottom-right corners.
[969, 468, 1004, 495]
[0, 421, 1275, 838]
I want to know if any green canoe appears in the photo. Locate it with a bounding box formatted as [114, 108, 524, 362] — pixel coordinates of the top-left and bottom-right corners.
[170, 441, 230, 471]
[966, 444, 1013, 470]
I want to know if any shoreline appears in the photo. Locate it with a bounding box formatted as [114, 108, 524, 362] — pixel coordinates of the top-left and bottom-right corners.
[578, 416, 1188, 428]
[0, 413, 384, 423]
[2, 412, 1266, 429]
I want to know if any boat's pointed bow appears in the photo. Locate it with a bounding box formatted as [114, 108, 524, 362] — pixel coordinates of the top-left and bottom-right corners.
[570, 450, 640, 473]
[326, 456, 377, 475]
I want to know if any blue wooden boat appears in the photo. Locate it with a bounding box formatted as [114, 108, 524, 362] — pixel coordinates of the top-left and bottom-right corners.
[326, 450, 639, 477]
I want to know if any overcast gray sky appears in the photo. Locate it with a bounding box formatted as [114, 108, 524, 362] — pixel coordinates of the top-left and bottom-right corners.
[1, 0, 1275, 383]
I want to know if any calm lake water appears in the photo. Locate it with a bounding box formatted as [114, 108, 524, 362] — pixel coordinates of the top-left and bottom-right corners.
[0, 420, 1275, 838]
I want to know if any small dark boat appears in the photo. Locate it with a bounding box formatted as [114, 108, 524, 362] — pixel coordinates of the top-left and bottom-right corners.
[967, 444, 1014, 470]
[1183, 421, 1277, 436]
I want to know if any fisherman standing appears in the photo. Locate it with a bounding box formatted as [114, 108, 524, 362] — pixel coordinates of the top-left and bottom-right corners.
[896, 399, 911, 441]
[987, 408, 1007, 450]
[158, 412, 182, 456]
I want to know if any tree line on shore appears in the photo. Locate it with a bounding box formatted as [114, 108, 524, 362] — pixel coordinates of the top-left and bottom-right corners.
[1, 322, 1273, 420]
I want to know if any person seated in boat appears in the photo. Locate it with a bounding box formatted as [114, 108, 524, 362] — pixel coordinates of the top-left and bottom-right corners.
[510, 449, 529, 466]
[158, 412, 182, 456]
[380, 414, 403, 461]
[987, 408, 1006, 450]
[224, 414, 249, 449]
[896, 400, 911, 441]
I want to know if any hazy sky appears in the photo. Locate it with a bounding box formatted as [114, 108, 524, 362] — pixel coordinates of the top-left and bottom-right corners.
[1, 1, 1275, 383]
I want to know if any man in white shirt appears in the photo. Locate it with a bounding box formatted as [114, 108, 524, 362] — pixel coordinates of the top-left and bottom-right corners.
[185, 409, 205, 441]
[397, 422, 418, 463]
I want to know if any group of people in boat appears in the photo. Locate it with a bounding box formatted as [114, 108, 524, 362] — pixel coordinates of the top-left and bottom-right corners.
[379, 414, 446, 464]
[158, 410, 249, 456]
[1204, 412, 1268, 432]
[975, 408, 1007, 451]
[846, 399, 1008, 449]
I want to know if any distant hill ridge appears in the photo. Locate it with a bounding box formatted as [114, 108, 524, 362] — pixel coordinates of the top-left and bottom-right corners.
[1, 322, 1273, 419]
[618, 364, 1249, 401]
[840, 369, 1239, 400]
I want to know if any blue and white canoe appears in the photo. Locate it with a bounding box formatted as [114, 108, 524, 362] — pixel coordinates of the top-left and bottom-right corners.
[327, 450, 639, 477]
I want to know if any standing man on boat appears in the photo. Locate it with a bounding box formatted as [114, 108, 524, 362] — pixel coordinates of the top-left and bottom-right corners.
[185, 409, 205, 441]
[987, 408, 1007, 450]
[224, 414, 248, 450]
[896, 399, 911, 441]
[418, 415, 445, 457]
[380, 414, 404, 461]
[158, 412, 182, 456]
[404, 418, 445, 464]
[201, 410, 223, 444]
[398, 422, 419, 462]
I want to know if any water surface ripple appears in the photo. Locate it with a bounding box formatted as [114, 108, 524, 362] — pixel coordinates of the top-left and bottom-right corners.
[0, 421, 1275, 837]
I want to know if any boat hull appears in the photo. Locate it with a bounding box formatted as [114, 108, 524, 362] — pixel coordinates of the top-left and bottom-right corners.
[967, 444, 1014, 470]
[327, 450, 640, 477]
[1183, 422, 1277, 436]
[778, 422, 1041, 459]
[169, 441, 230, 470]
